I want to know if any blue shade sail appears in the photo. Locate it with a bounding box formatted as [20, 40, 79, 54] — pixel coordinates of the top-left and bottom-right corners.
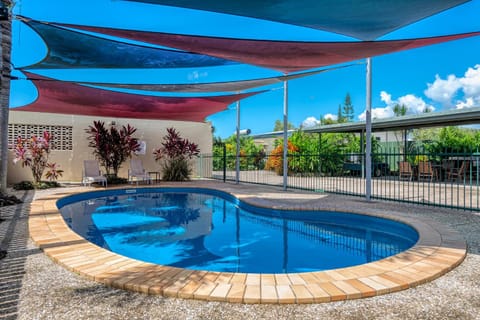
[21, 19, 236, 69]
[122, 0, 469, 40]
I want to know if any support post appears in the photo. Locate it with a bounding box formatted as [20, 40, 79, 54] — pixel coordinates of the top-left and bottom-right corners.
[360, 129, 365, 179]
[235, 100, 240, 184]
[365, 58, 372, 201]
[283, 80, 288, 191]
[223, 144, 226, 183]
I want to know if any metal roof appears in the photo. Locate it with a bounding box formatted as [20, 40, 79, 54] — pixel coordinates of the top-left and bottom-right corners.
[252, 107, 480, 138]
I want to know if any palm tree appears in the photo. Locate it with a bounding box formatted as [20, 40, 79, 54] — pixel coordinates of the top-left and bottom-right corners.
[0, 0, 12, 195]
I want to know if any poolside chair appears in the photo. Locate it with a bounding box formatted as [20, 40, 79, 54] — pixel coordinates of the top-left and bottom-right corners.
[447, 160, 469, 181]
[398, 161, 413, 181]
[417, 161, 435, 181]
[83, 160, 107, 187]
[128, 159, 152, 185]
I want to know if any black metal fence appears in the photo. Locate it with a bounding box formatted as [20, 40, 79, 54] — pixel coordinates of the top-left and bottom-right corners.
[195, 147, 480, 211]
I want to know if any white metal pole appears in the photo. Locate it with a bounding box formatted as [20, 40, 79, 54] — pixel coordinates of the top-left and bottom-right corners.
[283, 80, 288, 190]
[235, 99, 240, 184]
[365, 57, 372, 201]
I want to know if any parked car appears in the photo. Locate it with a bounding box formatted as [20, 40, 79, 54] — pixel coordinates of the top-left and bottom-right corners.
[343, 161, 390, 177]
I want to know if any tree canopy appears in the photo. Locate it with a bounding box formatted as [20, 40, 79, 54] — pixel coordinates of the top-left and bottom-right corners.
[273, 119, 295, 131]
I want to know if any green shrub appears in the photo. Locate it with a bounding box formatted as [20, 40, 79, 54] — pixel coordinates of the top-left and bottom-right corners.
[106, 176, 128, 185]
[13, 180, 61, 190]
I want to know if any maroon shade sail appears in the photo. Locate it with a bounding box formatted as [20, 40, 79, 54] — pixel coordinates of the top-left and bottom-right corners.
[122, 0, 469, 40]
[16, 72, 266, 122]
[53, 22, 480, 73]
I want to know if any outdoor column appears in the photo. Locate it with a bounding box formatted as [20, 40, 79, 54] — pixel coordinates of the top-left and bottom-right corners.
[317, 133, 322, 176]
[235, 99, 241, 184]
[0, 17, 12, 194]
[365, 57, 372, 201]
[360, 129, 365, 179]
[283, 80, 288, 191]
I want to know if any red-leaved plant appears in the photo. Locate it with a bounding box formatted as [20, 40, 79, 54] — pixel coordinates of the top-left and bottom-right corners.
[85, 121, 140, 177]
[153, 128, 200, 181]
[13, 131, 64, 184]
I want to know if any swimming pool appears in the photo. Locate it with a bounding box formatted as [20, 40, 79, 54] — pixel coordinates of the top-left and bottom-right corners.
[58, 187, 418, 273]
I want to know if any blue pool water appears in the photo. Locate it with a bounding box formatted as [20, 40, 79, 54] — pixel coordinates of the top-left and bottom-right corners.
[58, 188, 419, 273]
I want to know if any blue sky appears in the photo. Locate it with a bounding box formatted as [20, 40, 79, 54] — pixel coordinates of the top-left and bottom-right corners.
[9, 0, 480, 138]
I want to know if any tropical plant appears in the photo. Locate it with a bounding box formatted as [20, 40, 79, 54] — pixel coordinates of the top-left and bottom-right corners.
[85, 121, 140, 177]
[13, 131, 63, 184]
[153, 128, 200, 181]
[273, 119, 295, 131]
[225, 135, 265, 170]
[414, 126, 480, 154]
[265, 131, 360, 176]
[393, 103, 407, 116]
[337, 93, 354, 123]
[265, 141, 299, 175]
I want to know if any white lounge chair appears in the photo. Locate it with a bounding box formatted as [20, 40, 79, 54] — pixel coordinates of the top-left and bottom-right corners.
[83, 160, 107, 187]
[128, 159, 152, 185]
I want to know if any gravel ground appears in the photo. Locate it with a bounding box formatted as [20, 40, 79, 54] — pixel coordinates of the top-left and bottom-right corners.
[1, 184, 479, 320]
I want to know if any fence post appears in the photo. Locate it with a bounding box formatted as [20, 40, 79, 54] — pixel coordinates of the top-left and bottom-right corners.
[223, 144, 226, 183]
[199, 154, 203, 178]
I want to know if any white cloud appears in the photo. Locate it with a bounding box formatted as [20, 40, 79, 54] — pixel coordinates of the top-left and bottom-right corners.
[300, 114, 339, 127]
[398, 94, 434, 114]
[358, 91, 434, 121]
[424, 65, 480, 109]
[459, 64, 480, 97]
[457, 65, 480, 108]
[301, 116, 321, 128]
[357, 65, 480, 121]
[456, 97, 476, 109]
[323, 113, 338, 121]
[424, 74, 461, 107]
[358, 106, 393, 121]
[380, 91, 392, 104]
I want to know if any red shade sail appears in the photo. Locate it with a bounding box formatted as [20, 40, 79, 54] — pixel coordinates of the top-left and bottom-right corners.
[16, 72, 266, 122]
[53, 22, 480, 73]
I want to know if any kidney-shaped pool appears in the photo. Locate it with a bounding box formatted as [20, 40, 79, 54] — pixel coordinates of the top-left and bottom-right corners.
[57, 187, 419, 274]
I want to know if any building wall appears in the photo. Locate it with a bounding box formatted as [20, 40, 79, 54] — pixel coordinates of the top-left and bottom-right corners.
[7, 111, 213, 184]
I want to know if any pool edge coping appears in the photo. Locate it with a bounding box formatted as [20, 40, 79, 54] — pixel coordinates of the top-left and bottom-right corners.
[28, 183, 467, 304]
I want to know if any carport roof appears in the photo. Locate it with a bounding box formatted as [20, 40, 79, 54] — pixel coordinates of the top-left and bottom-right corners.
[252, 107, 480, 138]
